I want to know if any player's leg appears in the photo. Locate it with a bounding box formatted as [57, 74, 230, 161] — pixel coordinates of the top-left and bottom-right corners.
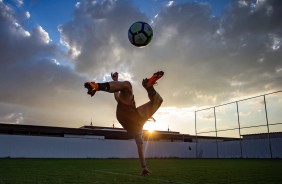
[137, 71, 164, 120]
[137, 90, 163, 120]
[84, 81, 133, 103]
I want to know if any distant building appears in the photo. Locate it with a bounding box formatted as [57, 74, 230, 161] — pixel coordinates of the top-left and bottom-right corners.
[242, 132, 282, 140]
[0, 123, 238, 142]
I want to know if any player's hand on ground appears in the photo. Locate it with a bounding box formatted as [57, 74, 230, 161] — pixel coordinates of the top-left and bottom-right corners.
[111, 72, 118, 81]
[140, 167, 151, 176]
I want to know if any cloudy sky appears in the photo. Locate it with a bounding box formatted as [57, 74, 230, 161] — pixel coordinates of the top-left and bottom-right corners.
[0, 0, 281, 134]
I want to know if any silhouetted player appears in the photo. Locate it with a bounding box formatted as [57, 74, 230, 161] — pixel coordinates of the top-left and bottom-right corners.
[84, 71, 164, 176]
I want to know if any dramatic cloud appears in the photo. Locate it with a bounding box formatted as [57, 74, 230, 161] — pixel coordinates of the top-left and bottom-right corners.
[60, 0, 282, 107]
[0, 0, 281, 133]
[59, 0, 148, 77]
[0, 1, 94, 127]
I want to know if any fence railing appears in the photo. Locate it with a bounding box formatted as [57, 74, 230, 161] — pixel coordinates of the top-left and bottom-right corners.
[194, 90, 282, 158]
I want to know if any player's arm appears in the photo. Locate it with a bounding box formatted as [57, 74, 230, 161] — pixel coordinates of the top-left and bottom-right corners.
[114, 92, 119, 101]
[111, 72, 119, 102]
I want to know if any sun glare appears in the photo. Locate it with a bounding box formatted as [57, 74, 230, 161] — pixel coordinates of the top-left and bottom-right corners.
[147, 126, 155, 133]
[144, 121, 155, 133]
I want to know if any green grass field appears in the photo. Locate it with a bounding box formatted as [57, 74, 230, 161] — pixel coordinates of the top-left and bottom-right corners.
[0, 159, 281, 184]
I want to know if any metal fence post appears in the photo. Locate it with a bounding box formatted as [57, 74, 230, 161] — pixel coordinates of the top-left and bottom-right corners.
[263, 95, 273, 158]
[236, 101, 243, 158]
[195, 111, 198, 158]
[214, 107, 219, 158]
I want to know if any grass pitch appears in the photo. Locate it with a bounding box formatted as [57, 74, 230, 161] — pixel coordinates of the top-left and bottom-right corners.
[0, 158, 281, 184]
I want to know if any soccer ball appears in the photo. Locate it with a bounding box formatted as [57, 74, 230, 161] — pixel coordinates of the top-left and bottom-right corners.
[128, 21, 153, 47]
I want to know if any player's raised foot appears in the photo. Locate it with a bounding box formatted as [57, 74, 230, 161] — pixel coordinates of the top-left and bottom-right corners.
[142, 71, 164, 88]
[84, 82, 99, 97]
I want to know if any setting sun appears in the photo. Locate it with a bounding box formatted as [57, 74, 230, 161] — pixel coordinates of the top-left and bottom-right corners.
[144, 121, 155, 133]
[143, 114, 171, 133]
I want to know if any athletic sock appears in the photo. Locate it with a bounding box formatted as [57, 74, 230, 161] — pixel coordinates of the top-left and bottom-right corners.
[146, 86, 156, 97]
[98, 82, 110, 92]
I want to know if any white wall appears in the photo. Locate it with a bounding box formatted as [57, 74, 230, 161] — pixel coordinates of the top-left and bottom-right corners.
[196, 138, 282, 158]
[271, 138, 282, 158]
[0, 134, 195, 158]
[1, 134, 281, 158]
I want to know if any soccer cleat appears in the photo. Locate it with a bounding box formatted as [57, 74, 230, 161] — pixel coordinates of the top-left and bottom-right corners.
[84, 82, 99, 97]
[142, 71, 164, 88]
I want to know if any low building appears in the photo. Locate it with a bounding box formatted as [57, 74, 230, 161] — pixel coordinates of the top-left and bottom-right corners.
[0, 123, 238, 142]
[242, 132, 282, 140]
[0, 123, 196, 158]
